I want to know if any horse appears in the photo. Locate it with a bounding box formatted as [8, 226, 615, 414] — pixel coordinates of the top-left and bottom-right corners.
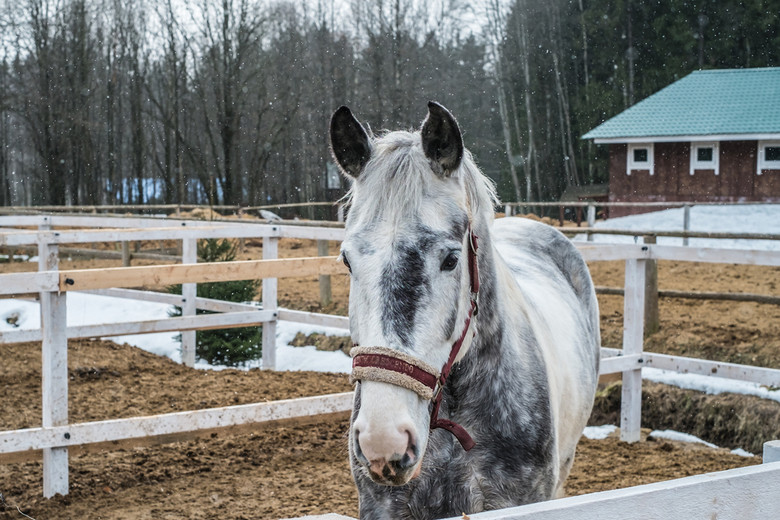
[329, 102, 600, 520]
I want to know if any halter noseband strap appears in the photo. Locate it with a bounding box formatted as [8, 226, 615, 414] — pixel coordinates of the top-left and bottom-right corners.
[350, 228, 479, 452]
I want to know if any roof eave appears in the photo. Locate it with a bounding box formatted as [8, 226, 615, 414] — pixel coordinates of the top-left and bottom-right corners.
[590, 133, 780, 144]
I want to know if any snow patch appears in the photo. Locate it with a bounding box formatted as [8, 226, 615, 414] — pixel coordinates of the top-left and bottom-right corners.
[649, 429, 718, 448]
[571, 204, 780, 251]
[582, 424, 617, 440]
[643, 367, 780, 404]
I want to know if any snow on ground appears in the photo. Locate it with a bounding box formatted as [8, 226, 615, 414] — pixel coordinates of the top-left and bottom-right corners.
[0, 292, 352, 373]
[649, 429, 719, 448]
[582, 424, 617, 440]
[571, 203, 780, 250]
[582, 425, 754, 456]
[643, 367, 780, 404]
[649, 429, 755, 457]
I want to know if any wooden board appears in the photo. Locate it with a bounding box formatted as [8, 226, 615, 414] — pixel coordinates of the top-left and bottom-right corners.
[0, 392, 354, 454]
[444, 462, 780, 519]
[57, 256, 348, 292]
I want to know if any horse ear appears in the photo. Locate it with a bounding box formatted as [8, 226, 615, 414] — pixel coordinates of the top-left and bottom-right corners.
[330, 106, 372, 179]
[421, 101, 464, 176]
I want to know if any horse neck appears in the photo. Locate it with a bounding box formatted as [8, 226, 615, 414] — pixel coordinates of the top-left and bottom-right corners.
[469, 219, 507, 359]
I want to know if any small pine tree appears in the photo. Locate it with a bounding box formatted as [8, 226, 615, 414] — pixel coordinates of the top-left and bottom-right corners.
[170, 239, 262, 366]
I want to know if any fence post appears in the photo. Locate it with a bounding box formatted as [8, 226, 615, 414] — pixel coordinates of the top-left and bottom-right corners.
[683, 204, 691, 246]
[318, 239, 332, 308]
[504, 204, 513, 217]
[337, 204, 345, 223]
[587, 203, 596, 242]
[643, 235, 659, 336]
[121, 241, 131, 267]
[181, 238, 197, 367]
[262, 233, 279, 370]
[621, 258, 646, 443]
[38, 223, 69, 497]
[764, 440, 780, 463]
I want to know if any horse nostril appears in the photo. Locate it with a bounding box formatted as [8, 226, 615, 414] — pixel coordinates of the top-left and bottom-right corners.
[404, 429, 419, 457]
[353, 429, 369, 464]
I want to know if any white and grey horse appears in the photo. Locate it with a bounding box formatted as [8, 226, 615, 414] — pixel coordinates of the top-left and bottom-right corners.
[330, 102, 600, 520]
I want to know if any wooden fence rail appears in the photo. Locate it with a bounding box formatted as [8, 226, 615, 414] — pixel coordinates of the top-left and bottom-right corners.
[1, 214, 780, 501]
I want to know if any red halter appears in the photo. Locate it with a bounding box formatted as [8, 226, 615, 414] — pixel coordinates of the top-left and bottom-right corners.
[350, 229, 479, 451]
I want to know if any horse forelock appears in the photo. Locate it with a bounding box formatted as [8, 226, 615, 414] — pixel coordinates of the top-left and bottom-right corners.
[344, 130, 498, 229]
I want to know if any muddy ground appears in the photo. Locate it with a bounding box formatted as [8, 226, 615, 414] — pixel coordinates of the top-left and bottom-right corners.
[1, 217, 778, 519]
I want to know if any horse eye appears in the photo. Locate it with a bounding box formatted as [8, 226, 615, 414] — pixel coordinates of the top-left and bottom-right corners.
[441, 252, 459, 272]
[341, 253, 352, 273]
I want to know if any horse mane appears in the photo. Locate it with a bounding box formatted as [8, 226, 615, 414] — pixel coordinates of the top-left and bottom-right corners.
[344, 130, 498, 227]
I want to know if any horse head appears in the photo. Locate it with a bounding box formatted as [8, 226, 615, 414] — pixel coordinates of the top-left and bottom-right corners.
[330, 102, 494, 486]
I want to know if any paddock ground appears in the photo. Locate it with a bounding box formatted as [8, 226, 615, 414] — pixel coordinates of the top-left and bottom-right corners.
[0, 339, 762, 519]
[1, 233, 778, 519]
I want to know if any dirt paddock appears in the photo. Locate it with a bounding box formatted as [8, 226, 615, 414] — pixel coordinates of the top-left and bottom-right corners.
[1, 233, 778, 519]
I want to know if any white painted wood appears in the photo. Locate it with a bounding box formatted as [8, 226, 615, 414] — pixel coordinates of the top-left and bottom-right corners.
[575, 244, 648, 262]
[181, 238, 197, 367]
[599, 354, 644, 375]
[86, 288, 258, 313]
[0, 393, 353, 454]
[0, 310, 276, 344]
[586, 204, 596, 241]
[439, 462, 780, 519]
[0, 225, 279, 246]
[649, 245, 780, 266]
[0, 269, 60, 294]
[37, 230, 70, 497]
[277, 309, 350, 330]
[0, 214, 213, 229]
[262, 236, 279, 370]
[620, 258, 646, 443]
[764, 441, 780, 463]
[279, 225, 344, 241]
[643, 352, 780, 387]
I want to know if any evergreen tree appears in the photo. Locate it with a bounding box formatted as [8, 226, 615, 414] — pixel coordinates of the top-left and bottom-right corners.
[170, 239, 261, 366]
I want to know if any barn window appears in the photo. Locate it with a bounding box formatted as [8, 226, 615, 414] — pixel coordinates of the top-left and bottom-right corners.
[627, 143, 654, 175]
[757, 141, 780, 174]
[689, 142, 719, 175]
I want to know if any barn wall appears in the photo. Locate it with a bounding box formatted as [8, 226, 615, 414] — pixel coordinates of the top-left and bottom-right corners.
[608, 140, 779, 217]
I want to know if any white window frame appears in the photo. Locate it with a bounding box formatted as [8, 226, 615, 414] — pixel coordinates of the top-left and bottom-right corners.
[627, 143, 654, 175]
[689, 141, 719, 175]
[757, 140, 780, 175]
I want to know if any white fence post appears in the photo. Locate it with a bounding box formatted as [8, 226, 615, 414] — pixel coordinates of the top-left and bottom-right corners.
[38, 222, 69, 497]
[262, 234, 279, 370]
[587, 203, 596, 242]
[181, 238, 197, 367]
[621, 258, 646, 443]
[764, 440, 780, 463]
[683, 204, 691, 246]
[318, 239, 332, 307]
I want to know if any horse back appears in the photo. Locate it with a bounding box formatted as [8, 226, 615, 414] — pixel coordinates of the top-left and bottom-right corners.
[491, 217, 600, 487]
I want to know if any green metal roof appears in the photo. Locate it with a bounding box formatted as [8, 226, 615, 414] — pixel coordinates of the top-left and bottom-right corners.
[582, 67, 780, 141]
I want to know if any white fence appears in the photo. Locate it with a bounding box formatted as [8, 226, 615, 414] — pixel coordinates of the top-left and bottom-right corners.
[289, 459, 780, 520]
[1, 213, 780, 508]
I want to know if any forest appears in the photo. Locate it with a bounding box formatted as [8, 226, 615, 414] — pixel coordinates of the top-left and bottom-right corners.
[0, 0, 778, 208]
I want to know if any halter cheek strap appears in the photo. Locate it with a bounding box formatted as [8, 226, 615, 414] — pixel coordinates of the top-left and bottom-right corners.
[349, 229, 479, 452]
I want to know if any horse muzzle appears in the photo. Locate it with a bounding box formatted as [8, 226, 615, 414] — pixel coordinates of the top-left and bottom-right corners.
[352, 384, 424, 486]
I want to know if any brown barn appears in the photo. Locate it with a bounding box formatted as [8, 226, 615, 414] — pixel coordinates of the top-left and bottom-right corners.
[583, 68, 780, 217]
